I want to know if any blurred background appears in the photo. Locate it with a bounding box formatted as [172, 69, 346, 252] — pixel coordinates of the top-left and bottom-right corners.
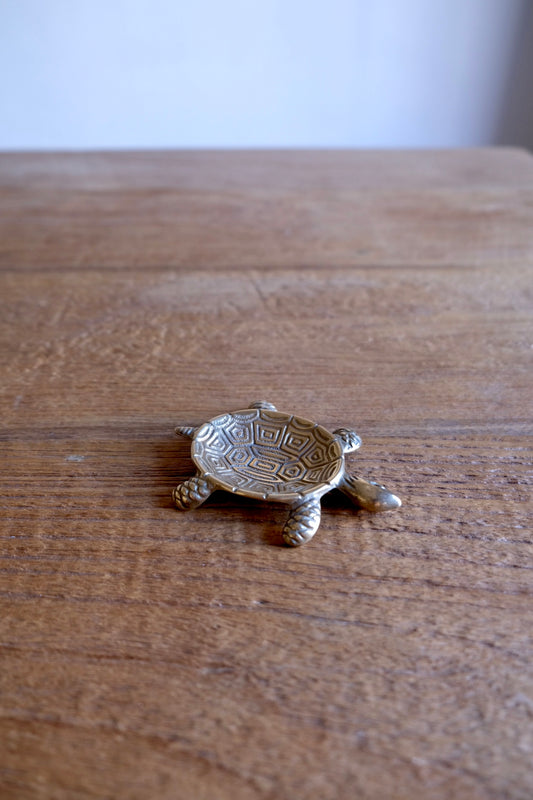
[1, 0, 532, 150]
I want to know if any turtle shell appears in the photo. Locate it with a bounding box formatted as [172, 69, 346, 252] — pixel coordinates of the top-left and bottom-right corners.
[191, 408, 344, 501]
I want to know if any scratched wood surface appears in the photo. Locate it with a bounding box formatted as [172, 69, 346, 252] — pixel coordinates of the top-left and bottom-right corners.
[0, 150, 532, 800]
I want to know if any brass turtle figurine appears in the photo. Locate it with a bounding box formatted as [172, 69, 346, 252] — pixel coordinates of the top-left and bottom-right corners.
[173, 401, 401, 546]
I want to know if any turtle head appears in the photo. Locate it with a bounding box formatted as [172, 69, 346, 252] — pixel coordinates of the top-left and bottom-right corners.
[334, 428, 362, 453]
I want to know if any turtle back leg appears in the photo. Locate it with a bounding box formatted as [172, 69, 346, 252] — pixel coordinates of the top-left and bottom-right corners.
[282, 497, 322, 546]
[248, 400, 277, 411]
[339, 474, 401, 512]
[173, 474, 215, 511]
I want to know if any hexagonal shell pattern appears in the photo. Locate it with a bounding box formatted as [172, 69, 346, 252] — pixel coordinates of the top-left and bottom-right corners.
[192, 409, 344, 502]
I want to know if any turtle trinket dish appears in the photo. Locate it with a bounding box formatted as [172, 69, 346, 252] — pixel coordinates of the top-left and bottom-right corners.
[173, 401, 401, 546]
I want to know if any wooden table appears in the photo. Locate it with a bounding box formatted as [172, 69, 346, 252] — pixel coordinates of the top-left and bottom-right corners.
[1, 150, 532, 800]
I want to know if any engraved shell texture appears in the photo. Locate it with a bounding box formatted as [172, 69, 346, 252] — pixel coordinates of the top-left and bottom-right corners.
[192, 408, 344, 501]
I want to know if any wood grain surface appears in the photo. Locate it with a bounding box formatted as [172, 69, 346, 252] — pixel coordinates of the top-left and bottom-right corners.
[0, 150, 532, 800]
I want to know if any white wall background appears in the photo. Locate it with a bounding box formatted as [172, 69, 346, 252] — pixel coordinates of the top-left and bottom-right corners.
[0, 0, 531, 149]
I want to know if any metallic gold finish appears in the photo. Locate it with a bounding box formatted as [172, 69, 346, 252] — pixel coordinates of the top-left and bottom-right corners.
[173, 402, 401, 546]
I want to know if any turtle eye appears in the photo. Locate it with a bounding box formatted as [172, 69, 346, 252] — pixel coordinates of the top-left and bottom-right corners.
[333, 428, 362, 453]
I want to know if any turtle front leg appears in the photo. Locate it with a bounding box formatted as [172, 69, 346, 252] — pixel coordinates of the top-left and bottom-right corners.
[173, 475, 215, 511]
[282, 497, 322, 547]
[339, 474, 401, 513]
